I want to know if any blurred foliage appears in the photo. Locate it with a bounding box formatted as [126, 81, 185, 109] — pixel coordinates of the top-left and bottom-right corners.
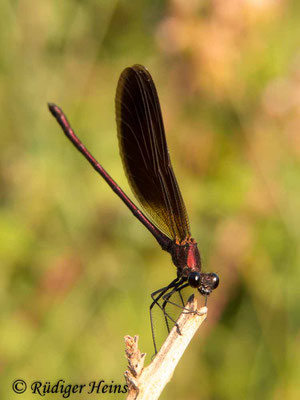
[0, 0, 299, 399]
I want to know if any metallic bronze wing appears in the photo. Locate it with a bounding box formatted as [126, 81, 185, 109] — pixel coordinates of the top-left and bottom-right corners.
[115, 65, 190, 241]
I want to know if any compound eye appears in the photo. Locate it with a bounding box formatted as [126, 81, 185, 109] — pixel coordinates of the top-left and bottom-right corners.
[211, 273, 219, 290]
[188, 271, 201, 288]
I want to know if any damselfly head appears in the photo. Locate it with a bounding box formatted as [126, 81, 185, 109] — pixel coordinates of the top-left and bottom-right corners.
[197, 272, 220, 296]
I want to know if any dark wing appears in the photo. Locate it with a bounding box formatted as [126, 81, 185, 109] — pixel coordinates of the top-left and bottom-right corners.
[115, 64, 190, 241]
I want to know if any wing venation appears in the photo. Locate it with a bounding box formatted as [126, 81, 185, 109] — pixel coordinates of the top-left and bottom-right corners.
[115, 64, 190, 241]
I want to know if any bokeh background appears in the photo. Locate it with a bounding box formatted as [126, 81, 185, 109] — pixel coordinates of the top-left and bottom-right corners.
[1, 0, 299, 399]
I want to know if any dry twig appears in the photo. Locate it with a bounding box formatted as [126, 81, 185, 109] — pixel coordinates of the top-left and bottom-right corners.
[124, 295, 207, 400]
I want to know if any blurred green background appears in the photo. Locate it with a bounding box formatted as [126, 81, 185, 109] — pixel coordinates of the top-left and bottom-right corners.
[1, 0, 299, 399]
